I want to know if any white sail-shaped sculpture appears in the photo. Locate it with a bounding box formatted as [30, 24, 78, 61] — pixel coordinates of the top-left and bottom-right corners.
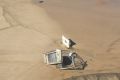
[62, 35, 76, 48]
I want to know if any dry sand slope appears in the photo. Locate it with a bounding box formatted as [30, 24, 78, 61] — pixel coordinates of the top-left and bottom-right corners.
[0, 0, 120, 80]
[0, 0, 63, 80]
[39, 0, 120, 73]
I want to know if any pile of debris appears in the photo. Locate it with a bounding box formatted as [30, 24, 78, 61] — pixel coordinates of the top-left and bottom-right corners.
[43, 35, 86, 70]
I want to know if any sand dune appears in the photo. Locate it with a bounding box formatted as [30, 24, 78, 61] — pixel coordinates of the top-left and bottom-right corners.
[0, 0, 120, 80]
[0, 0, 63, 80]
[40, 0, 120, 72]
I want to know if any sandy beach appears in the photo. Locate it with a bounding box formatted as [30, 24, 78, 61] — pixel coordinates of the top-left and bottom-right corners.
[0, 0, 120, 80]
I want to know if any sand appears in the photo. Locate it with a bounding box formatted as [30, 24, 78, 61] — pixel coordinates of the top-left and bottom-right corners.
[65, 73, 120, 80]
[0, 0, 120, 80]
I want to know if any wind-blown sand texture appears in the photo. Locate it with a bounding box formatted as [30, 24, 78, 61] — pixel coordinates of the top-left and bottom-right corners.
[65, 73, 120, 80]
[0, 0, 120, 80]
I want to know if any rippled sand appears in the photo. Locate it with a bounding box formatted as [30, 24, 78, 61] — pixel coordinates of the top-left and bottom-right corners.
[65, 73, 120, 80]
